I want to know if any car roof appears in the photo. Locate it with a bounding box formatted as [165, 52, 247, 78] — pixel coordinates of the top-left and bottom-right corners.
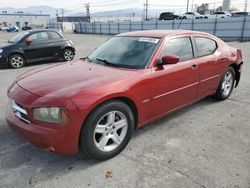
[26, 29, 61, 34]
[117, 30, 212, 39]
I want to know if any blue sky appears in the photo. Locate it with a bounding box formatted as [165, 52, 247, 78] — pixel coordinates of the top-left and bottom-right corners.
[0, 0, 248, 12]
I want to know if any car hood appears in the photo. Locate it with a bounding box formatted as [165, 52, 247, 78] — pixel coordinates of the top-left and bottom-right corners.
[0, 42, 13, 48]
[16, 60, 138, 98]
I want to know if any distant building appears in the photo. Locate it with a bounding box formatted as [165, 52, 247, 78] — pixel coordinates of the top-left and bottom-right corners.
[0, 12, 50, 27]
[57, 16, 90, 22]
[91, 16, 142, 22]
[197, 3, 210, 14]
[222, 0, 231, 11]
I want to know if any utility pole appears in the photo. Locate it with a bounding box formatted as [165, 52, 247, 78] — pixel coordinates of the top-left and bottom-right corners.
[143, 3, 145, 21]
[244, 0, 248, 11]
[191, 0, 194, 11]
[186, 0, 190, 12]
[62, 8, 64, 19]
[145, 0, 149, 21]
[85, 3, 90, 22]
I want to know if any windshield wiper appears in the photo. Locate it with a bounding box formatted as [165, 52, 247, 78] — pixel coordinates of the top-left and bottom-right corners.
[96, 58, 118, 67]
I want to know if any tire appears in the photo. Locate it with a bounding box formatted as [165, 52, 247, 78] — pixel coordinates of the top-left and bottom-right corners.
[8, 54, 25, 68]
[183, 16, 187, 19]
[63, 48, 74, 61]
[214, 67, 235, 100]
[80, 100, 134, 160]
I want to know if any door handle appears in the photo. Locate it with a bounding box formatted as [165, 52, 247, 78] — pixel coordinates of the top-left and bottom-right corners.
[191, 64, 197, 69]
[48, 43, 54, 46]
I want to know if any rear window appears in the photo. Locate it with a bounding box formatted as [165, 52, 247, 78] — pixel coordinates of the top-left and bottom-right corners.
[195, 37, 217, 57]
[214, 12, 225, 15]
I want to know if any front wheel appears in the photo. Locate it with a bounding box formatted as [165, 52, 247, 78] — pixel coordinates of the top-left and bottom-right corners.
[63, 48, 74, 61]
[214, 67, 235, 100]
[8, 54, 25, 68]
[80, 100, 134, 160]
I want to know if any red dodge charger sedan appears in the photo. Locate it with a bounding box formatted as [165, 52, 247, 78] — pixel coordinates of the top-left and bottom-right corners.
[6, 30, 243, 160]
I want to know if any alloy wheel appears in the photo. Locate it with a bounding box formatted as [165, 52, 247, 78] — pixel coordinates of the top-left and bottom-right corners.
[64, 50, 74, 61]
[93, 111, 128, 152]
[10, 55, 24, 68]
[222, 71, 234, 96]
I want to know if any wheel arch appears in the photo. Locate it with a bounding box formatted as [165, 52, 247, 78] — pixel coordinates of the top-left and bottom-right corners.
[83, 96, 138, 129]
[8, 51, 26, 60]
[63, 46, 75, 55]
[229, 62, 242, 88]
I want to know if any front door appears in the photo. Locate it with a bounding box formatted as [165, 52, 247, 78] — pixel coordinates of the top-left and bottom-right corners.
[23, 31, 53, 62]
[48, 31, 66, 57]
[151, 37, 199, 120]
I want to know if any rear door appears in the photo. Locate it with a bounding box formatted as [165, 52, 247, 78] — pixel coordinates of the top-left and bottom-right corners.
[192, 36, 220, 98]
[151, 37, 199, 120]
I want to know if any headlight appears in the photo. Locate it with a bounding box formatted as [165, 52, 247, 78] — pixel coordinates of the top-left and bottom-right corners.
[33, 107, 70, 124]
[0, 49, 3, 54]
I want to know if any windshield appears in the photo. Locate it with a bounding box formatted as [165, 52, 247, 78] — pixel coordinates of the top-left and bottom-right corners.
[88, 36, 160, 69]
[9, 31, 29, 43]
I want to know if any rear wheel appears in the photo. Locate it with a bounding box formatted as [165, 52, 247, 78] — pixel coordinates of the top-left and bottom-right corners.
[8, 54, 25, 68]
[80, 100, 134, 160]
[63, 48, 74, 61]
[214, 67, 235, 100]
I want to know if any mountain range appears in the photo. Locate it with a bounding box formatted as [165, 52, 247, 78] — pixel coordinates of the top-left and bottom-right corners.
[0, 6, 164, 18]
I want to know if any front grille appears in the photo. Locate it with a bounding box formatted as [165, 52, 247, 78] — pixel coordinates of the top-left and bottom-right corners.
[10, 99, 30, 124]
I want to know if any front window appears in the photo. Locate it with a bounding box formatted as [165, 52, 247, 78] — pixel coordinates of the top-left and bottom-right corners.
[49, 31, 62, 40]
[9, 31, 29, 43]
[30, 32, 49, 43]
[161, 37, 193, 61]
[88, 37, 160, 69]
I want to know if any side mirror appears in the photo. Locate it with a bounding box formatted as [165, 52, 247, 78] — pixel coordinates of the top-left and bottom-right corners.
[157, 54, 180, 67]
[25, 38, 32, 45]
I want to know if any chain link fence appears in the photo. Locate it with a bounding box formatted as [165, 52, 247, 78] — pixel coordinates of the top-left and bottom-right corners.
[48, 16, 250, 41]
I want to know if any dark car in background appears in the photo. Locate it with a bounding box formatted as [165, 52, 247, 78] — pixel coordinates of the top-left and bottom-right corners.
[0, 29, 75, 68]
[159, 12, 179, 20]
[22, 26, 33, 30]
[231, 11, 250, 17]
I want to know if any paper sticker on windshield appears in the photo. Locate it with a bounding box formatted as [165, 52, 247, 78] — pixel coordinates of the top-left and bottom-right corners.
[139, 38, 159, 44]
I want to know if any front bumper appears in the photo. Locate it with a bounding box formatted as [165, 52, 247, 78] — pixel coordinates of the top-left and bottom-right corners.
[6, 84, 82, 155]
